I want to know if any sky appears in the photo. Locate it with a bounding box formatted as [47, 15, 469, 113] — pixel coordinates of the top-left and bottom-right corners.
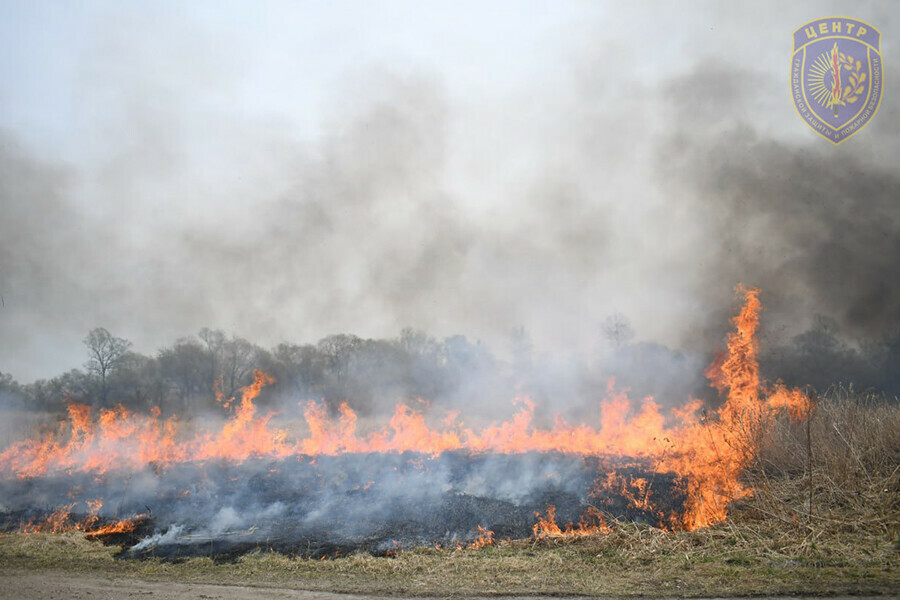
[1, 0, 899, 381]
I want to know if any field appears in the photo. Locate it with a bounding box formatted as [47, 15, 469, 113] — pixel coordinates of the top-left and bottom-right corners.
[1, 389, 898, 597]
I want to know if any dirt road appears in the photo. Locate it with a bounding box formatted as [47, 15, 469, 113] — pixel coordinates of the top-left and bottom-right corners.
[2, 571, 385, 599]
[2, 572, 898, 600]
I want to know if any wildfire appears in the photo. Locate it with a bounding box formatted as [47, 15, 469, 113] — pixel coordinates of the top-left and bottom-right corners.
[533, 505, 610, 539]
[21, 503, 77, 534]
[20, 498, 146, 539]
[83, 516, 145, 539]
[458, 525, 495, 549]
[0, 286, 810, 533]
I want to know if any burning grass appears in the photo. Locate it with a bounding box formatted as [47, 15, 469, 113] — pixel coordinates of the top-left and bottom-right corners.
[0, 288, 897, 595]
[1, 389, 897, 596]
[0, 288, 813, 544]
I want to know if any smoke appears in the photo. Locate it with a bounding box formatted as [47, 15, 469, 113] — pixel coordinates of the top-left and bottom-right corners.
[0, 451, 622, 557]
[656, 59, 900, 349]
[0, 135, 108, 379]
[4, 2, 899, 565]
[1, 2, 898, 400]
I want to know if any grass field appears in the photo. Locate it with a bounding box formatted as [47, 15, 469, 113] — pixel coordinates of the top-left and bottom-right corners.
[1, 389, 898, 597]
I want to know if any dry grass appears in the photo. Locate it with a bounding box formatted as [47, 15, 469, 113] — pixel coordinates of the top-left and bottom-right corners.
[749, 388, 900, 543]
[1, 390, 898, 596]
[3, 522, 895, 596]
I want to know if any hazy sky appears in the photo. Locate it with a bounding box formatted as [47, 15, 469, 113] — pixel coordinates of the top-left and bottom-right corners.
[1, 1, 898, 381]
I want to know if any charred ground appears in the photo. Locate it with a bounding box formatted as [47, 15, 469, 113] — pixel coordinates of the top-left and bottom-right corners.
[0, 452, 687, 560]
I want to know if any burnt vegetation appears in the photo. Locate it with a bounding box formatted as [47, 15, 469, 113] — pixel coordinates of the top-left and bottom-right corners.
[0, 315, 898, 569]
[0, 391, 896, 597]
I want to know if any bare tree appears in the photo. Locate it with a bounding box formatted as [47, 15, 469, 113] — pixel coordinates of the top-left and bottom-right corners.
[198, 327, 226, 390]
[602, 313, 635, 348]
[83, 327, 132, 405]
[221, 336, 258, 398]
[318, 334, 363, 380]
[272, 343, 326, 397]
[158, 337, 210, 411]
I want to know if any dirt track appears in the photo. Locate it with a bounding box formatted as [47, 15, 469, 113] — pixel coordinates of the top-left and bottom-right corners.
[2, 572, 386, 599]
[2, 572, 898, 600]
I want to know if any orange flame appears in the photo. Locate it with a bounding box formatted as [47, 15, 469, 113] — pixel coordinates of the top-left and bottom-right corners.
[21, 503, 77, 534]
[457, 525, 495, 550]
[20, 498, 145, 538]
[1, 287, 811, 531]
[533, 504, 610, 539]
[84, 515, 145, 538]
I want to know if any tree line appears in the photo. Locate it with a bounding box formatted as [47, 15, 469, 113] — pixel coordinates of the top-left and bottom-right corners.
[1, 316, 898, 418]
[0, 327, 509, 417]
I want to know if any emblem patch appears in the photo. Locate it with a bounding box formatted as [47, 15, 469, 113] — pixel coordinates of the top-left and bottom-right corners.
[791, 17, 883, 144]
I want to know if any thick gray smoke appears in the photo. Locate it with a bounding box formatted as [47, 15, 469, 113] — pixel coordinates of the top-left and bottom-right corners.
[1, 2, 898, 397]
[657, 59, 900, 346]
[3, 3, 899, 561]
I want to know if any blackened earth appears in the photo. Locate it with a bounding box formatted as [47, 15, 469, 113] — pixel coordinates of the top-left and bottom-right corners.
[0, 452, 686, 559]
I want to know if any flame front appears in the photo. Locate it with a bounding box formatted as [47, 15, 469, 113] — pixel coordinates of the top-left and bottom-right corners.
[0, 287, 810, 531]
[533, 504, 610, 539]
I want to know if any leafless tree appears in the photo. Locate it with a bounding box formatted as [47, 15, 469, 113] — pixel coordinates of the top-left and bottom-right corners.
[221, 336, 258, 398]
[83, 327, 132, 405]
[602, 313, 635, 348]
[198, 327, 225, 380]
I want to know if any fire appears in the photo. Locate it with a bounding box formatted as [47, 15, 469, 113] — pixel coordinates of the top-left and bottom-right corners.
[21, 503, 77, 534]
[196, 371, 290, 460]
[533, 505, 609, 539]
[20, 498, 145, 538]
[458, 525, 495, 549]
[1, 286, 811, 533]
[83, 515, 145, 538]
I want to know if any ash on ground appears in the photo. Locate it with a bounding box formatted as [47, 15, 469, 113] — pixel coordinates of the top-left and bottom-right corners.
[0, 451, 686, 559]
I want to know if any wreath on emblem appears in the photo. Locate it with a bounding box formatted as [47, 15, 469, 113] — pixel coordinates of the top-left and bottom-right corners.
[838, 51, 866, 105]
